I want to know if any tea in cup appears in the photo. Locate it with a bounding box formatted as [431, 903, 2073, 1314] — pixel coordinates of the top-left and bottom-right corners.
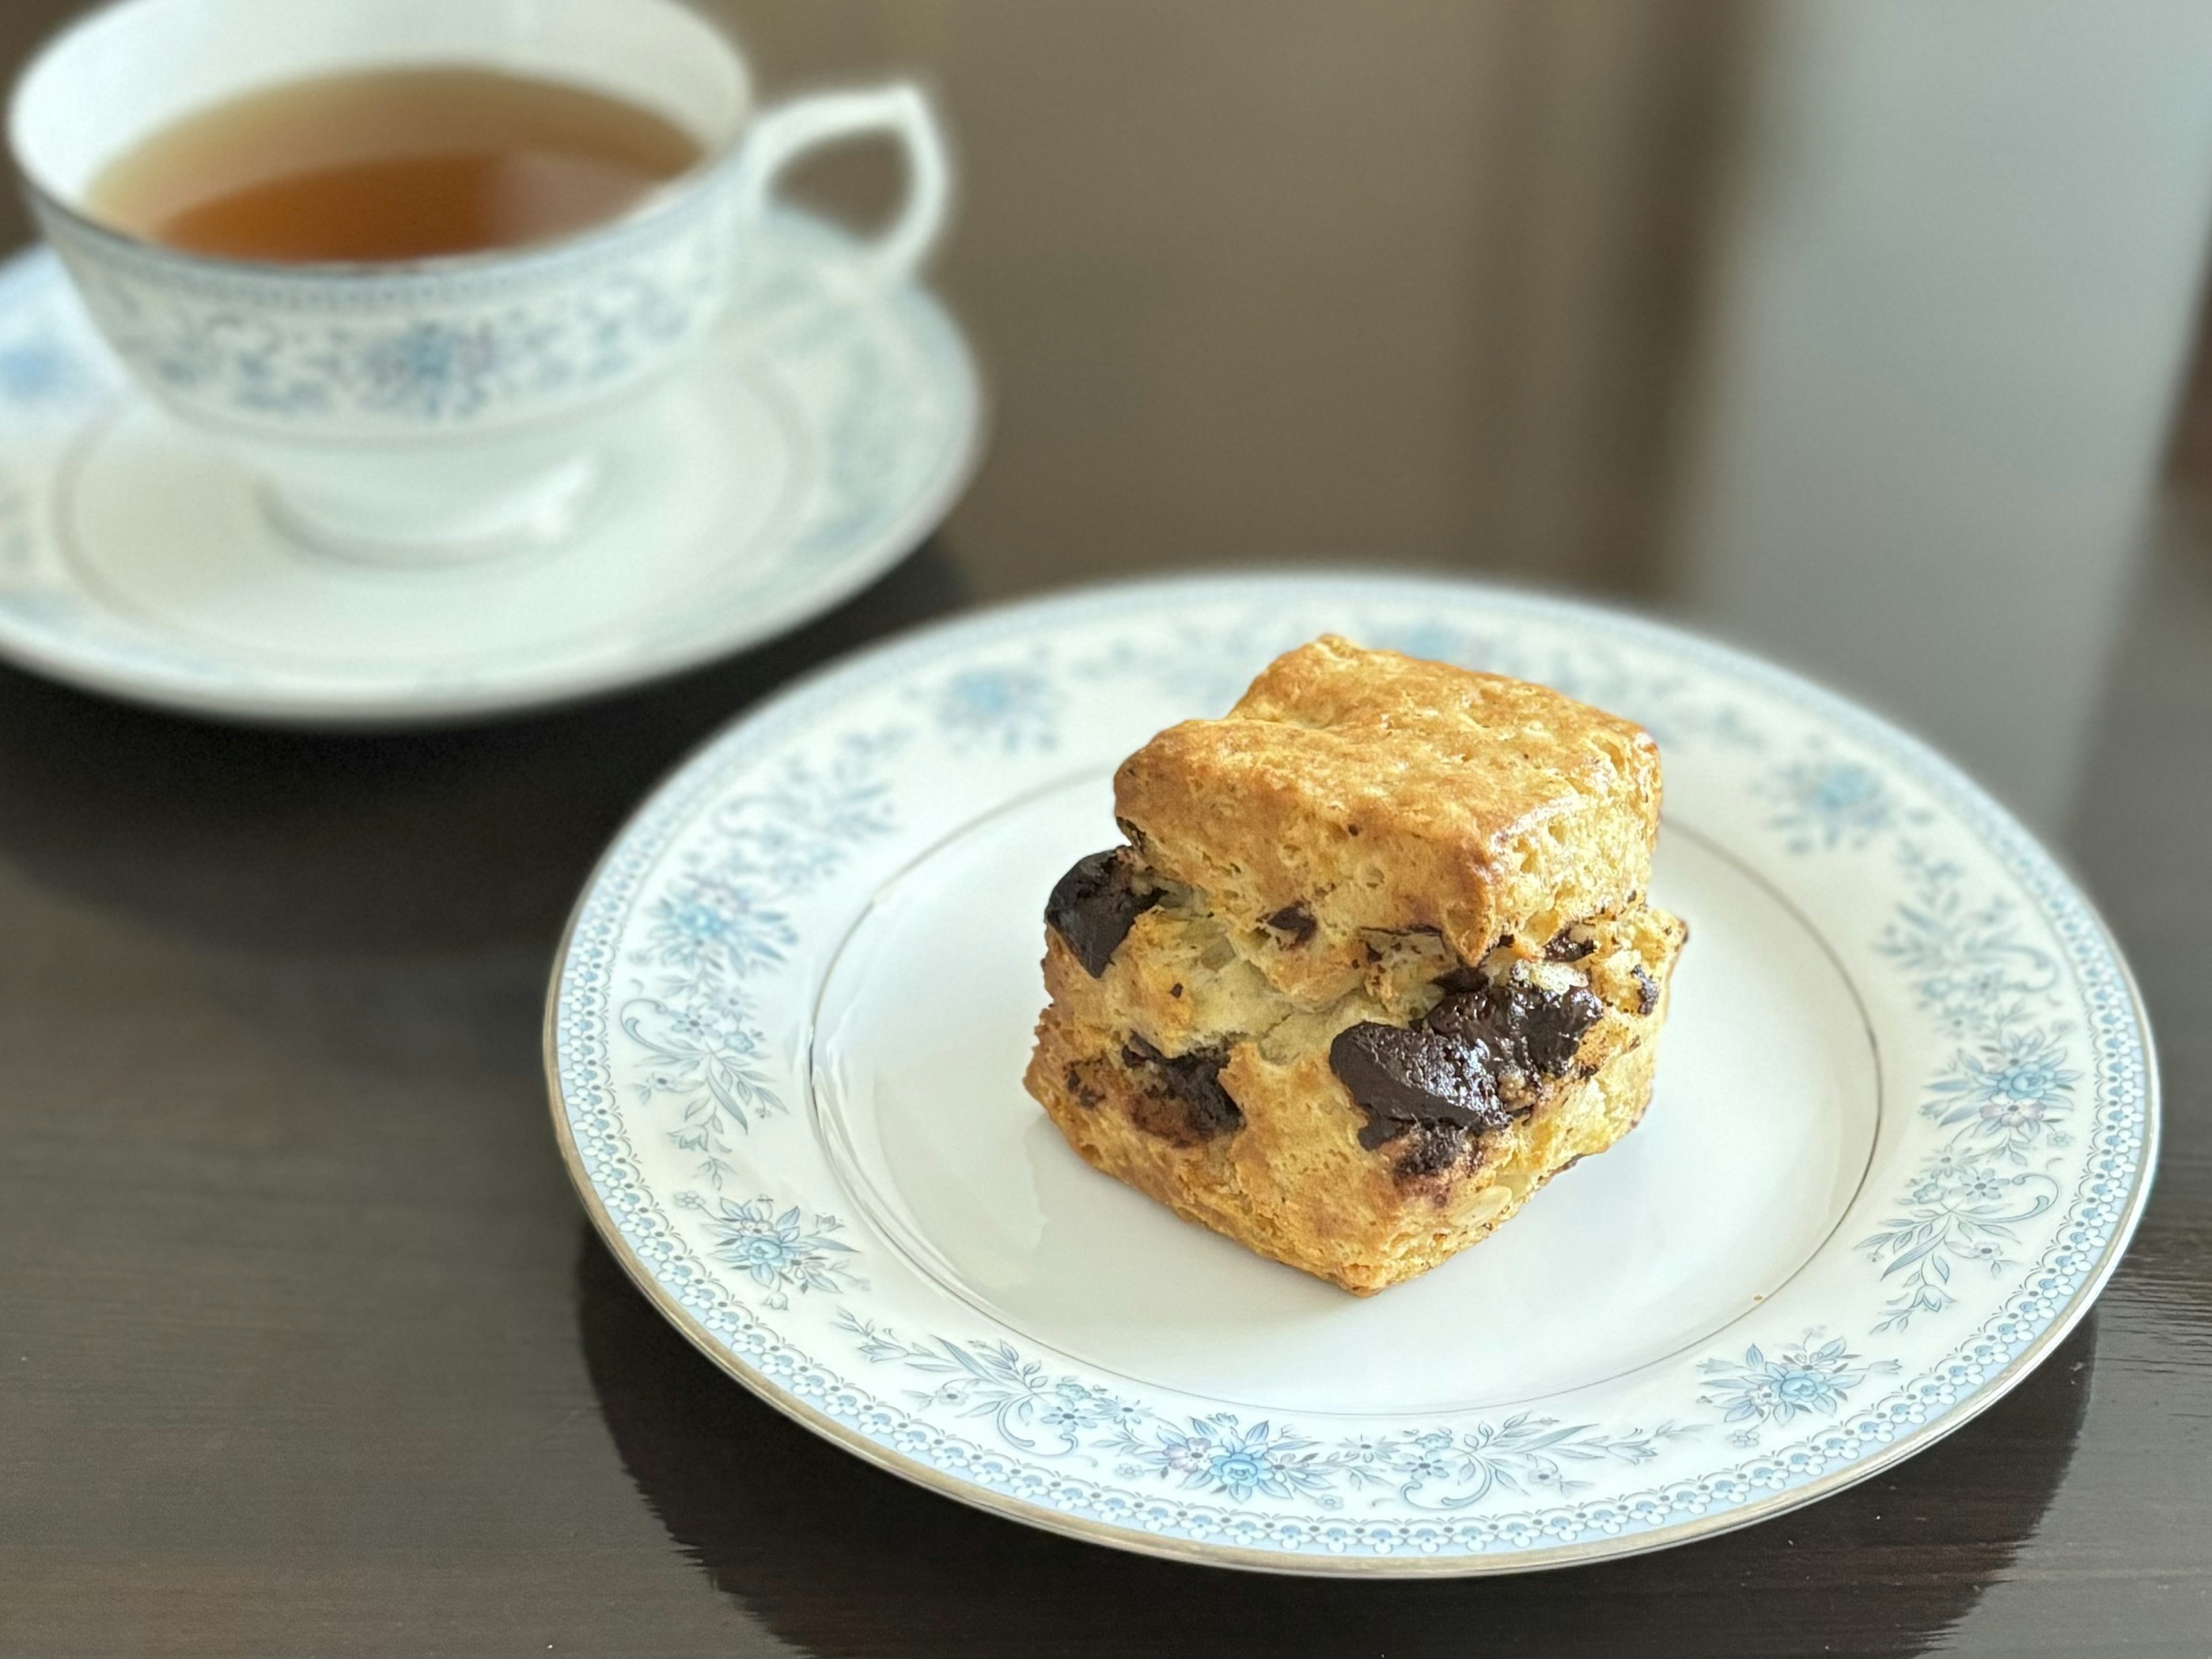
[7, 0, 952, 561]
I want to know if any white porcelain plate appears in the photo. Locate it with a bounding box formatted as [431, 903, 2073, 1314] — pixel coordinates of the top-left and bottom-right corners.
[0, 210, 981, 726]
[546, 574, 2156, 1574]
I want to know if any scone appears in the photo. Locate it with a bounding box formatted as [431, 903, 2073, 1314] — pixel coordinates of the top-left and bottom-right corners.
[1023, 635, 1687, 1294]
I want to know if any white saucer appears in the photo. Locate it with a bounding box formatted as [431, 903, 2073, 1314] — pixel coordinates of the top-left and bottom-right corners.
[547, 574, 2154, 1575]
[0, 211, 983, 726]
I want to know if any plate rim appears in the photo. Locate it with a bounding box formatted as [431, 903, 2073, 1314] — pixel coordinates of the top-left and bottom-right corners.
[541, 567, 2161, 1576]
[0, 228, 987, 729]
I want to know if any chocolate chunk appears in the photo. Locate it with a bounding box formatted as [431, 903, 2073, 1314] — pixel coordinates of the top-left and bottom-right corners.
[1427, 979, 1604, 1079]
[1063, 1065, 1104, 1109]
[1046, 848, 1160, 977]
[1330, 1022, 1509, 1147]
[1511, 982, 1604, 1073]
[1631, 964, 1660, 1016]
[1427, 992, 1536, 1074]
[1338, 955, 1606, 1162]
[1265, 903, 1317, 945]
[1120, 1035, 1243, 1142]
[1544, 928, 1595, 963]
[1421, 991, 1489, 1046]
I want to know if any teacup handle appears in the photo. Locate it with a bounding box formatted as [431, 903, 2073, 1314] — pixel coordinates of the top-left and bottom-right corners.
[734, 84, 952, 287]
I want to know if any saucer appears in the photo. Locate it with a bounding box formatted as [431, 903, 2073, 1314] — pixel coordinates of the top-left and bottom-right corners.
[0, 209, 983, 726]
[546, 573, 2155, 1575]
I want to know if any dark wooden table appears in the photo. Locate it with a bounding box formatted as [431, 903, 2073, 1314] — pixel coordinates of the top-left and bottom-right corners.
[3, 4, 2210, 1655]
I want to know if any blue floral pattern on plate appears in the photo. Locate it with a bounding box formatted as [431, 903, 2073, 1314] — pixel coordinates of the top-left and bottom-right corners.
[547, 574, 2156, 1573]
[839, 1312, 1691, 1510]
[1699, 1331, 1901, 1446]
[679, 1194, 864, 1312]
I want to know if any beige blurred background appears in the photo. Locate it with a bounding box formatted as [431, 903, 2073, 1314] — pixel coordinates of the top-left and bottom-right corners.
[708, 0, 1757, 599]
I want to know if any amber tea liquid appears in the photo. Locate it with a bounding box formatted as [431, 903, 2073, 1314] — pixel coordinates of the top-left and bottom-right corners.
[86, 66, 705, 263]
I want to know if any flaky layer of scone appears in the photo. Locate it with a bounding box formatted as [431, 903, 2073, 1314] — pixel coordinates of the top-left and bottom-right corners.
[1114, 635, 1661, 1005]
[1087, 882, 1682, 1073]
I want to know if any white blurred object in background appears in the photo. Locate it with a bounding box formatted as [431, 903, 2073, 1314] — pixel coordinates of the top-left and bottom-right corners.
[1674, 0, 2212, 830]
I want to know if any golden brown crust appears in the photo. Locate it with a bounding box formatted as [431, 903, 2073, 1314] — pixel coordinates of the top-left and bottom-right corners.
[1113, 635, 1661, 1004]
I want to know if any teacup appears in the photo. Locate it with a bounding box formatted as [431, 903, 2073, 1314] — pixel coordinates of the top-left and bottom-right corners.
[7, 0, 951, 562]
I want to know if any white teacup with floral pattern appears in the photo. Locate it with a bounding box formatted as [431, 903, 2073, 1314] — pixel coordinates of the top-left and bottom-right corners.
[6, 0, 951, 562]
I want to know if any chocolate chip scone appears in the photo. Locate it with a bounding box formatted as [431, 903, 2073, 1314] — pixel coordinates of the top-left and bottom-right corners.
[1023, 635, 1688, 1295]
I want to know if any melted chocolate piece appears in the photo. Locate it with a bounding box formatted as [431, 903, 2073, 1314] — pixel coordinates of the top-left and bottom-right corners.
[1334, 959, 1608, 1161]
[1631, 964, 1660, 1016]
[1544, 928, 1595, 963]
[1046, 847, 1160, 977]
[1421, 991, 1489, 1047]
[1120, 1035, 1243, 1142]
[1063, 1065, 1104, 1109]
[1510, 982, 1604, 1073]
[1427, 977, 1604, 1078]
[1265, 903, 1317, 945]
[1329, 1022, 1509, 1147]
